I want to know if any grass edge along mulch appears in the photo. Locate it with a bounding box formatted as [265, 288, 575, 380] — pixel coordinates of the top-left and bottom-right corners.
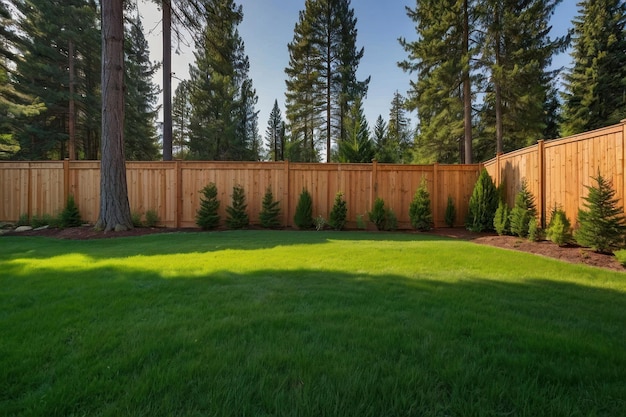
[1, 230, 624, 417]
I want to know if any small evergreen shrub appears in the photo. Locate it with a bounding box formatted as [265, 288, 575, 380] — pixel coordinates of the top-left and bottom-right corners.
[294, 188, 314, 229]
[615, 250, 626, 267]
[17, 213, 30, 227]
[259, 186, 281, 228]
[328, 192, 348, 231]
[509, 180, 537, 238]
[493, 200, 510, 236]
[196, 183, 220, 230]
[368, 197, 387, 231]
[314, 215, 326, 231]
[409, 177, 433, 231]
[356, 214, 366, 230]
[546, 206, 572, 246]
[466, 169, 499, 232]
[527, 217, 541, 242]
[575, 172, 626, 253]
[60, 195, 82, 228]
[226, 184, 249, 229]
[131, 211, 143, 227]
[444, 196, 456, 227]
[31, 213, 56, 229]
[385, 209, 398, 231]
[145, 209, 160, 227]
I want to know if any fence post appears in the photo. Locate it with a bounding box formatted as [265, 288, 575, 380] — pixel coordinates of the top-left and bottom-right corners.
[283, 160, 290, 227]
[63, 158, 70, 203]
[495, 152, 502, 186]
[537, 140, 545, 228]
[370, 159, 378, 208]
[432, 162, 439, 227]
[27, 162, 32, 219]
[175, 160, 182, 228]
[622, 120, 626, 218]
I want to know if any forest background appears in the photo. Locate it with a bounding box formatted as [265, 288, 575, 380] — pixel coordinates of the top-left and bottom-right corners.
[1, 0, 623, 165]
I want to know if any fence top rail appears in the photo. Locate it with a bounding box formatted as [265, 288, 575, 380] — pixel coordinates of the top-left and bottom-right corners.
[544, 124, 624, 148]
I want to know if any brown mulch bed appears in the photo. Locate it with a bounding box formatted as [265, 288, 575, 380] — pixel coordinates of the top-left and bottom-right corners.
[3, 225, 624, 272]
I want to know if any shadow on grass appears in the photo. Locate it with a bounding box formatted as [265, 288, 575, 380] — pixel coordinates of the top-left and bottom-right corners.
[1, 261, 624, 417]
[0, 229, 454, 260]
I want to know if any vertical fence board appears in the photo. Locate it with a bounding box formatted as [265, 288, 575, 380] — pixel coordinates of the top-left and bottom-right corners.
[4, 122, 624, 231]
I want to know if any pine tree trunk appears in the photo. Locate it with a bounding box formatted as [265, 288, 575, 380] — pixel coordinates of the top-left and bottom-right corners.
[494, 4, 503, 156]
[462, 0, 472, 164]
[96, 0, 133, 232]
[162, 0, 173, 161]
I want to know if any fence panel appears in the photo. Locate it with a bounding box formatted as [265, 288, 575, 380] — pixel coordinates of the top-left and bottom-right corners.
[482, 122, 625, 227]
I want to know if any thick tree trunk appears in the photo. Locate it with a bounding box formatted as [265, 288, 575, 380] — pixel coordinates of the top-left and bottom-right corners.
[162, 0, 173, 161]
[462, 0, 472, 164]
[68, 39, 75, 160]
[96, 0, 133, 232]
[494, 4, 503, 156]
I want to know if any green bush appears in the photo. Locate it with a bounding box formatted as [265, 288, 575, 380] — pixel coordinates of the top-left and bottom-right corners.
[314, 215, 326, 231]
[145, 209, 160, 228]
[328, 192, 347, 231]
[409, 177, 432, 231]
[575, 172, 626, 253]
[493, 200, 510, 236]
[615, 250, 626, 267]
[259, 186, 281, 228]
[385, 209, 398, 231]
[60, 195, 82, 228]
[509, 180, 537, 238]
[131, 211, 143, 228]
[527, 217, 541, 242]
[356, 214, 366, 230]
[444, 196, 456, 227]
[466, 169, 498, 232]
[368, 198, 387, 231]
[294, 188, 314, 229]
[546, 206, 572, 246]
[17, 213, 30, 227]
[196, 183, 220, 230]
[31, 213, 57, 229]
[226, 184, 249, 229]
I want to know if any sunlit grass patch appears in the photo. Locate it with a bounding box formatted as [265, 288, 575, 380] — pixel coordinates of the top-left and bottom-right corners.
[1, 230, 624, 416]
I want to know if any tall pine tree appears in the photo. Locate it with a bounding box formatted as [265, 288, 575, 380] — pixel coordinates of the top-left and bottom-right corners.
[400, 0, 476, 164]
[172, 80, 192, 159]
[188, 0, 259, 161]
[561, 0, 626, 135]
[336, 95, 374, 162]
[0, 0, 44, 159]
[387, 91, 412, 163]
[476, 0, 566, 159]
[285, 0, 369, 162]
[265, 99, 285, 161]
[124, 16, 160, 161]
[12, 0, 100, 160]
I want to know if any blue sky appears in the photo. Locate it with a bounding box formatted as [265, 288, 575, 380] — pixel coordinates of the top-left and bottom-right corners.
[139, 0, 578, 136]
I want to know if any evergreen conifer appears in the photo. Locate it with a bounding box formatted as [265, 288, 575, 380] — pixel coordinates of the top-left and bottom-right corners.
[409, 177, 432, 231]
[575, 173, 626, 252]
[226, 185, 249, 229]
[259, 186, 281, 228]
[328, 192, 348, 231]
[466, 169, 498, 232]
[60, 195, 82, 228]
[196, 183, 220, 230]
[294, 188, 314, 229]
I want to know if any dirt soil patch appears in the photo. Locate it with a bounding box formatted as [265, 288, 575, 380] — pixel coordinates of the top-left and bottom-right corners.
[3, 225, 624, 272]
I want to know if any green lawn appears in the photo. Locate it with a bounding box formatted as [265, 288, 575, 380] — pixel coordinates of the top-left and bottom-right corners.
[1, 230, 624, 417]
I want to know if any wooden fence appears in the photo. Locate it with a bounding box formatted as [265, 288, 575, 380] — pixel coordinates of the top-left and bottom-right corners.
[0, 160, 481, 229]
[4, 121, 622, 230]
[483, 121, 626, 227]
